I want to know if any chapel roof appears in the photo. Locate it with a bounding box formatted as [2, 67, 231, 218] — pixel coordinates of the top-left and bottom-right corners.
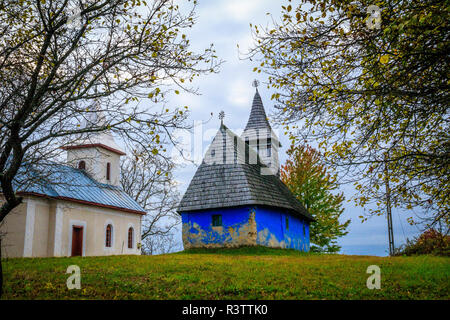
[177, 124, 313, 221]
[10, 162, 145, 215]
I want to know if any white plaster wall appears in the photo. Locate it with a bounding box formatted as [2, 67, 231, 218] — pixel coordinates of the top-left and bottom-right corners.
[66, 147, 121, 186]
[59, 201, 142, 256]
[1, 196, 142, 258]
[0, 197, 27, 258]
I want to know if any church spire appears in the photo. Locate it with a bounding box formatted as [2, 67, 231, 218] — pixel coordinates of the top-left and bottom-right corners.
[244, 80, 272, 132]
[219, 110, 225, 126]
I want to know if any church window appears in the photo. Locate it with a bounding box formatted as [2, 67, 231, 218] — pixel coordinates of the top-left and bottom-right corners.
[245, 137, 249, 164]
[128, 227, 134, 249]
[105, 224, 112, 247]
[233, 136, 237, 164]
[211, 149, 215, 157]
[106, 162, 111, 181]
[212, 214, 222, 227]
[78, 161, 86, 170]
[267, 138, 272, 157]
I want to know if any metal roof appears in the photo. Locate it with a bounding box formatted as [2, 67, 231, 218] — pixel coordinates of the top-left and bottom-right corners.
[12, 163, 145, 214]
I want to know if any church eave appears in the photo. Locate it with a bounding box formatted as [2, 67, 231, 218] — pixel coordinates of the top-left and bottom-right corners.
[16, 191, 146, 215]
[177, 202, 314, 222]
[61, 143, 126, 155]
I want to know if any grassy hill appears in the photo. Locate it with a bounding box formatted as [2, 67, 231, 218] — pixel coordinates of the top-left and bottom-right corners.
[2, 247, 449, 299]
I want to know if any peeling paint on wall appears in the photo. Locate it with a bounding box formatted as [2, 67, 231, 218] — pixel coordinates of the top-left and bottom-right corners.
[257, 228, 286, 248]
[182, 207, 257, 249]
[255, 206, 310, 251]
[181, 206, 310, 251]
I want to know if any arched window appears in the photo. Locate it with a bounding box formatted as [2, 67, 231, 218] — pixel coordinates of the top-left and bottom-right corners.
[105, 224, 112, 247]
[128, 227, 134, 249]
[78, 160, 86, 170]
[106, 162, 111, 181]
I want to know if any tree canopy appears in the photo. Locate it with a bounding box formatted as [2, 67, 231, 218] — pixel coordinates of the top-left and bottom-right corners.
[249, 0, 449, 229]
[0, 0, 220, 222]
[281, 144, 350, 252]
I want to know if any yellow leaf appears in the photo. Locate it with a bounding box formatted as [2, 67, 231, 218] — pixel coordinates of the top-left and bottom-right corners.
[380, 55, 390, 64]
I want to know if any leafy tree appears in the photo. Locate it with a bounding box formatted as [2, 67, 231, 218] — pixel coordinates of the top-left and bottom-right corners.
[249, 0, 449, 230]
[0, 0, 219, 222]
[0, 0, 219, 296]
[281, 144, 350, 253]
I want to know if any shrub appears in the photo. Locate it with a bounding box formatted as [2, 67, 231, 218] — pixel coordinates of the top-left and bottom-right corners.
[394, 229, 450, 256]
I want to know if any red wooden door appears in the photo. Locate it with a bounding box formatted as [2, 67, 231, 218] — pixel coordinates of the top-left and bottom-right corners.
[71, 226, 83, 256]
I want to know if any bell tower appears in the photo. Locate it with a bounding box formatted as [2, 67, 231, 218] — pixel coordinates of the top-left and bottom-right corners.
[241, 80, 280, 175]
[62, 103, 125, 186]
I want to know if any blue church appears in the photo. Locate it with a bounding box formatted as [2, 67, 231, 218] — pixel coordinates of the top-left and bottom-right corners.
[177, 84, 314, 251]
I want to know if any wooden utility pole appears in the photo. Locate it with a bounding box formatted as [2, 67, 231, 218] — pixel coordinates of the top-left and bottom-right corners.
[384, 155, 395, 256]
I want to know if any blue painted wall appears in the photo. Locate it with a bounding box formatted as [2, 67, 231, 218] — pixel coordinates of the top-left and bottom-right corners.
[181, 205, 310, 251]
[181, 206, 257, 248]
[254, 206, 310, 251]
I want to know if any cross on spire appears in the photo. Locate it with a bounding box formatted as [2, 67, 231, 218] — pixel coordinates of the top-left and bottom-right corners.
[252, 79, 260, 91]
[218, 110, 225, 125]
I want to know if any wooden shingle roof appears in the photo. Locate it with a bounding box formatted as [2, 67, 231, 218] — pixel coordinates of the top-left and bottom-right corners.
[243, 89, 272, 132]
[177, 125, 314, 221]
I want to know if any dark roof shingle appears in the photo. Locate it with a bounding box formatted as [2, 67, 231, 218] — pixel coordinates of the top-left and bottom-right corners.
[177, 125, 313, 221]
[243, 90, 272, 132]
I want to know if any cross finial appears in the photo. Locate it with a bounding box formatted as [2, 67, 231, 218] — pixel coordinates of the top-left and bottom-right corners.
[252, 79, 260, 90]
[218, 110, 225, 125]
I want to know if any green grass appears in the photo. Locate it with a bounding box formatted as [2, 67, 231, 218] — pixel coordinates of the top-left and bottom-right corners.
[1, 246, 449, 300]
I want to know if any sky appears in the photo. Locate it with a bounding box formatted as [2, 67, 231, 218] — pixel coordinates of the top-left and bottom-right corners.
[161, 0, 422, 256]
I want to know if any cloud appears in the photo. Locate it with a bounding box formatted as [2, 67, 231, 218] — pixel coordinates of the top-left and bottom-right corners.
[227, 77, 253, 107]
[198, 0, 268, 24]
[222, 0, 263, 22]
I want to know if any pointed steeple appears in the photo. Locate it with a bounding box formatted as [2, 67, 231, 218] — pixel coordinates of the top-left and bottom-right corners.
[243, 89, 272, 132]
